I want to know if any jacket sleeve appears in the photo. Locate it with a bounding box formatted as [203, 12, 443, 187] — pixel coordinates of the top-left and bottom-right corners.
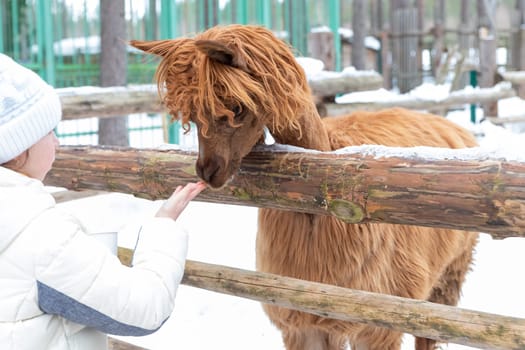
[31, 208, 187, 336]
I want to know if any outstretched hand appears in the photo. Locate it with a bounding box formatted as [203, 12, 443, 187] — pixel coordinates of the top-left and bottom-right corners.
[155, 181, 207, 221]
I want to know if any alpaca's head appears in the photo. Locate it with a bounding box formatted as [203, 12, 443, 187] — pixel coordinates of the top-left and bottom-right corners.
[131, 24, 315, 188]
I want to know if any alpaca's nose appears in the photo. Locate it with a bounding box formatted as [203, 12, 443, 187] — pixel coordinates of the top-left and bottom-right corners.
[196, 156, 224, 184]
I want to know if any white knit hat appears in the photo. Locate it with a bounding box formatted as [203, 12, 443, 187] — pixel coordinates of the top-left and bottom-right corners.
[0, 53, 62, 163]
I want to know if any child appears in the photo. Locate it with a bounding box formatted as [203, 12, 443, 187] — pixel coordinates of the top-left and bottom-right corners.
[0, 53, 206, 349]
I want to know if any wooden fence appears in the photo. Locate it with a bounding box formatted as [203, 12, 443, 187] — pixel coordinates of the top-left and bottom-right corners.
[57, 80, 516, 120]
[49, 84, 525, 350]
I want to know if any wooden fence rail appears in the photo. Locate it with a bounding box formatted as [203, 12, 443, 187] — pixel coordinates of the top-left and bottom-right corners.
[499, 70, 525, 85]
[112, 248, 525, 350]
[324, 83, 516, 115]
[58, 85, 164, 120]
[183, 260, 525, 350]
[57, 72, 383, 121]
[108, 337, 148, 350]
[46, 145, 525, 239]
[56, 82, 516, 120]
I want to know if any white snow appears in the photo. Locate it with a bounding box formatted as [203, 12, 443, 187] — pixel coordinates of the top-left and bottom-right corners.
[307, 26, 381, 52]
[52, 75, 525, 349]
[333, 141, 525, 162]
[297, 57, 382, 85]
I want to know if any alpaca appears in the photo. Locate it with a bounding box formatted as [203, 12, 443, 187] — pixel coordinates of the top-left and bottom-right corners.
[131, 25, 479, 350]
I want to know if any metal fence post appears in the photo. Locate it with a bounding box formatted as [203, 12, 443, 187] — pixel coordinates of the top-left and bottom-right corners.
[11, 0, 19, 59]
[233, 0, 247, 24]
[37, 0, 55, 85]
[0, 4, 4, 53]
[328, 0, 341, 71]
[284, 0, 309, 56]
[256, 0, 272, 28]
[160, 0, 180, 144]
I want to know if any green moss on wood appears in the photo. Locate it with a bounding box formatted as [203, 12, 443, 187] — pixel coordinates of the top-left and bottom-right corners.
[328, 199, 364, 223]
[369, 188, 400, 199]
[181, 165, 197, 176]
[233, 187, 252, 201]
[103, 168, 119, 192]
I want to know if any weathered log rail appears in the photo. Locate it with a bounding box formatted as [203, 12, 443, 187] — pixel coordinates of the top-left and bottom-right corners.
[46, 144, 525, 239]
[499, 70, 525, 85]
[324, 82, 516, 115]
[56, 72, 383, 121]
[56, 82, 516, 120]
[58, 85, 164, 120]
[183, 260, 525, 350]
[113, 248, 525, 350]
[108, 337, 148, 350]
[307, 70, 384, 96]
[486, 115, 525, 125]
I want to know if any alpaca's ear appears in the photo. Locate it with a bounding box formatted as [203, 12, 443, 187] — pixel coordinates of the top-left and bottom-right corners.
[195, 39, 248, 71]
[129, 39, 176, 57]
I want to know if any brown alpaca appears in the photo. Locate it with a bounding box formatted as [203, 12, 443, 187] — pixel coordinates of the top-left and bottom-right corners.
[131, 24, 478, 350]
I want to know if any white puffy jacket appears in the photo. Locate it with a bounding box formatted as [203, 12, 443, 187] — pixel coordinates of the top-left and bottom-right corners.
[0, 166, 188, 349]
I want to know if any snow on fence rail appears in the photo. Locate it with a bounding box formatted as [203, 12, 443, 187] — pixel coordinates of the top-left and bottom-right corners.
[323, 82, 516, 115]
[499, 70, 525, 85]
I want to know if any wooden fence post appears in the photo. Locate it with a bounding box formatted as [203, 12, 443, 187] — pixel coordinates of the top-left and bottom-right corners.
[508, 1, 525, 98]
[392, 7, 420, 93]
[432, 0, 445, 79]
[520, 27, 525, 99]
[479, 33, 498, 117]
[307, 31, 335, 71]
[351, 0, 366, 70]
[457, 0, 475, 90]
[380, 30, 391, 89]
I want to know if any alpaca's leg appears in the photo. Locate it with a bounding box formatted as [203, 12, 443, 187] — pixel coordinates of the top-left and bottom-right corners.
[282, 328, 346, 350]
[415, 233, 477, 350]
[414, 337, 438, 350]
[351, 327, 403, 350]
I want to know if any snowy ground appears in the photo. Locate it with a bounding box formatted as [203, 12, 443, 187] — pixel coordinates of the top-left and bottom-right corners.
[55, 82, 525, 349]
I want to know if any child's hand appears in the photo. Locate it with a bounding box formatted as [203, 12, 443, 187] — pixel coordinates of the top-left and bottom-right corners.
[155, 181, 207, 221]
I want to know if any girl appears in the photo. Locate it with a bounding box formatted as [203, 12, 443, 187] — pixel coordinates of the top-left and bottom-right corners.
[0, 53, 206, 349]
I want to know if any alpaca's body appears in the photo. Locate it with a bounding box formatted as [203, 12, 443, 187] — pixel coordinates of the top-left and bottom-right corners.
[258, 109, 478, 350]
[131, 25, 478, 350]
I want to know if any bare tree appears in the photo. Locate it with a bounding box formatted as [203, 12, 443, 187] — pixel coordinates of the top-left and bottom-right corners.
[99, 0, 128, 146]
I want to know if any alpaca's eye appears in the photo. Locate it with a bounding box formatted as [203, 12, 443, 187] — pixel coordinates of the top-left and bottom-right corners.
[232, 105, 245, 120]
[216, 105, 245, 127]
[217, 115, 229, 124]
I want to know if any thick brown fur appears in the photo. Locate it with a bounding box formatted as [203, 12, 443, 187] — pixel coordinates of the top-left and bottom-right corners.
[131, 25, 478, 350]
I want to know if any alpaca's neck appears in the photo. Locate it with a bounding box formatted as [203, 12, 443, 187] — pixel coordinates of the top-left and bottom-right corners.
[272, 110, 331, 151]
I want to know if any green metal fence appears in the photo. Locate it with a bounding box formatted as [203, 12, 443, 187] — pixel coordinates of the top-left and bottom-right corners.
[1, 0, 344, 146]
[2, 0, 344, 85]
